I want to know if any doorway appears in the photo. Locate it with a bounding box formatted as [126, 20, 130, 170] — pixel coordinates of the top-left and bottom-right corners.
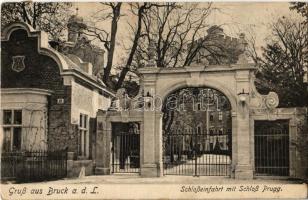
[254, 120, 289, 176]
[111, 122, 140, 173]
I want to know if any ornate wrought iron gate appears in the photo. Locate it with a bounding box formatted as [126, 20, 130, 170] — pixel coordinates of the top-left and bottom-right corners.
[163, 131, 231, 176]
[111, 124, 140, 173]
[162, 87, 232, 176]
[254, 120, 289, 176]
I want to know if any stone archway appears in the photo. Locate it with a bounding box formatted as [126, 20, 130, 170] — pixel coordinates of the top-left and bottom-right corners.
[139, 65, 255, 178]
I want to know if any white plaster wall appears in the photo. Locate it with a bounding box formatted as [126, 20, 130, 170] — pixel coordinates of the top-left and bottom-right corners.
[1, 89, 49, 151]
[71, 80, 111, 124]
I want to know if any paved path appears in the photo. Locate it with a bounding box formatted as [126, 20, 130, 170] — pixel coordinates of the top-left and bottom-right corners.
[3, 175, 302, 185]
[164, 154, 231, 176]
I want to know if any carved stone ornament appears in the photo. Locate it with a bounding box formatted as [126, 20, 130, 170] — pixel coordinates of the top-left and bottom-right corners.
[113, 88, 131, 110]
[249, 74, 280, 118]
[12, 55, 26, 72]
[264, 92, 279, 110]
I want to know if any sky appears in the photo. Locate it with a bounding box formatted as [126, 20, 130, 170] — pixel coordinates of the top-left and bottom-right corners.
[72, 2, 301, 66]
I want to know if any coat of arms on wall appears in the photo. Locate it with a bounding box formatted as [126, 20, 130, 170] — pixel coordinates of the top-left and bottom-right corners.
[12, 56, 25, 72]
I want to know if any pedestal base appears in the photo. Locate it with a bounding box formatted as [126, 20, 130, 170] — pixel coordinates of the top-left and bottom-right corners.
[140, 164, 160, 177]
[95, 167, 110, 175]
[235, 165, 253, 179]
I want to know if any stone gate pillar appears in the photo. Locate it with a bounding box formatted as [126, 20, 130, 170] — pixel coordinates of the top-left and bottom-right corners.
[155, 111, 163, 177]
[140, 110, 163, 177]
[95, 111, 111, 175]
[140, 74, 161, 177]
[141, 109, 158, 177]
[234, 69, 253, 179]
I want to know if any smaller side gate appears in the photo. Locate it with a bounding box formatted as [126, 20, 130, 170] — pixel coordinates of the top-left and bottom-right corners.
[112, 131, 140, 173]
[254, 120, 289, 176]
[1, 150, 67, 182]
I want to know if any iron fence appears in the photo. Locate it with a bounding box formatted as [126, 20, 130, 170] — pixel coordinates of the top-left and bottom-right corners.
[1, 151, 24, 180]
[1, 149, 67, 182]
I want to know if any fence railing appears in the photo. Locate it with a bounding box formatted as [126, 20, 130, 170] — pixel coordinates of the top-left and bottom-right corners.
[1, 151, 24, 180]
[1, 149, 67, 182]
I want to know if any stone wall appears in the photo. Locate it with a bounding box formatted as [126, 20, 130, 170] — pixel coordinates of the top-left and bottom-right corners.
[67, 152, 94, 177]
[47, 86, 79, 153]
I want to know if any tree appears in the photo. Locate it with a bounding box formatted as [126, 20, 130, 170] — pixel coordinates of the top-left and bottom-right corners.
[84, 3, 160, 89]
[255, 16, 308, 107]
[84, 3, 225, 90]
[290, 2, 308, 23]
[1, 2, 72, 40]
[135, 3, 237, 68]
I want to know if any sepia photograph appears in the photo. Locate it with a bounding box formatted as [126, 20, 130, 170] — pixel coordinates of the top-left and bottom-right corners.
[0, 1, 308, 199]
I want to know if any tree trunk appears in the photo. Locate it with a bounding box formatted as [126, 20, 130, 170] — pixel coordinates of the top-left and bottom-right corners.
[103, 3, 122, 88]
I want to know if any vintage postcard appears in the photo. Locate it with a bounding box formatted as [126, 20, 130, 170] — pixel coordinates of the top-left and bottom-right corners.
[0, 1, 308, 199]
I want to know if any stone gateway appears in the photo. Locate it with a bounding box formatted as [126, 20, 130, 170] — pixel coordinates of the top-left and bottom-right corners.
[95, 63, 307, 179]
